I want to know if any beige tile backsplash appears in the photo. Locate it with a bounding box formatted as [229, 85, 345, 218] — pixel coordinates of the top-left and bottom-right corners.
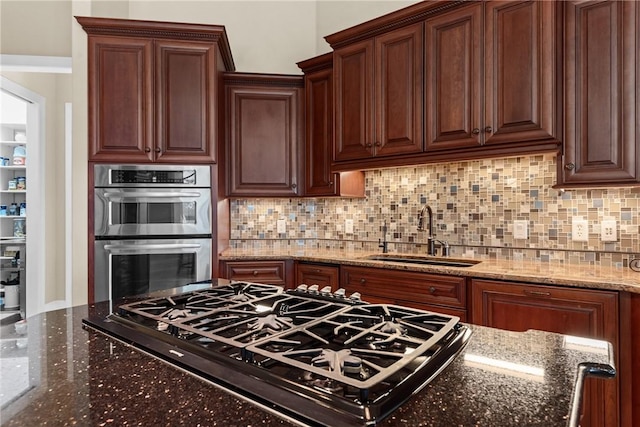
[229, 154, 640, 268]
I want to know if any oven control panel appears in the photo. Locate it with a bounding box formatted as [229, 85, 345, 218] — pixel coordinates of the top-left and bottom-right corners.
[110, 170, 196, 184]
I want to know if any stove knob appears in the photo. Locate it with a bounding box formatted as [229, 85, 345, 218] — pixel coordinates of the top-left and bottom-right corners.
[308, 284, 319, 293]
[333, 288, 346, 298]
[320, 286, 332, 295]
[296, 284, 308, 292]
[349, 292, 362, 302]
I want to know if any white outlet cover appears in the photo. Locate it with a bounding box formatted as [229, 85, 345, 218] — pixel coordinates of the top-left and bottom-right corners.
[345, 219, 354, 234]
[600, 220, 617, 242]
[276, 219, 286, 233]
[513, 220, 528, 239]
[572, 218, 589, 242]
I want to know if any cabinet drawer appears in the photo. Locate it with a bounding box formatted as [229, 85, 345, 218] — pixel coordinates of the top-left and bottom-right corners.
[295, 263, 340, 292]
[221, 261, 286, 285]
[341, 266, 466, 309]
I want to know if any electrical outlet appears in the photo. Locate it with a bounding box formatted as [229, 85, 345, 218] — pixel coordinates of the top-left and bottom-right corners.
[276, 219, 286, 234]
[572, 218, 588, 242]
[513, 220, 528, 239]
[345, 219, 354, 234]
[600, 220, 617, 242]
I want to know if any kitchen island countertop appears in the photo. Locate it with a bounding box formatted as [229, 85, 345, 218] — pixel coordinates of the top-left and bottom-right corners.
[1, 292, 614, 427]
[220, 247, 640, 294]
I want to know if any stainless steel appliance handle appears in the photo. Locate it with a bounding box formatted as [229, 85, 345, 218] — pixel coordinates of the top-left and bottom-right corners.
[104, 243, 201, 254]
[103, 191, 202, 198]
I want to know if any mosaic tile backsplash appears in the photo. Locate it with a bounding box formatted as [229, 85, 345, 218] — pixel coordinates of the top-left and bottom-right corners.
[229, 154, 640, 267]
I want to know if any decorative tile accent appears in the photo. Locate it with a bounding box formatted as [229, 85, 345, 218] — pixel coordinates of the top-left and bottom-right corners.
[229, 154, 640, 267]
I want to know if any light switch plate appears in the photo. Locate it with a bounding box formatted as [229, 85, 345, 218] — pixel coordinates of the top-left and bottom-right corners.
[600, 220, 617, 242]
[572, 218, 588, 242]
[513, 220, 528, 239]
[276, 219, 286, 233]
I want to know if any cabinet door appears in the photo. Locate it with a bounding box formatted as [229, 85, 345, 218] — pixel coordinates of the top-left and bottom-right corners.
[560, 0, 638, 186]
[304, 67, 337, 195]
[88, 36, 153, 162]
[296, 263, 339, 292]
[375, 23, 424, 156]
[483, 1, 558, 146]
[226, 85, 302, 196]
[471, 279, 619, 427]
[333, 40, 374, 161]
[155, 40, 217, 163]
[425, 4, 483, 150]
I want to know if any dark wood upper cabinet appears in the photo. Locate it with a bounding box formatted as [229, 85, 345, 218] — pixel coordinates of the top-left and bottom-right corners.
[334, 23, 423, 162]
[425, 1, 558, 151]
[223, 73, 303, 197]
[297, 53, 365, 197]
[77, 17, 234, 163]
[558, 0, 639, 187]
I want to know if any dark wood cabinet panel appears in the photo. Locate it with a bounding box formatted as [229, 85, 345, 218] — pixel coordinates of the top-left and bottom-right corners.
[87, 36, 154, 162]
[297, 54, 365, 197]
[341, 266, 467, 319]
[334, 23, 423, 163]
[220, 260, 287, 286]
[224, 74, 303, 197]
[425, 5, 482, 151]
[334, 40, 375, 162]
[471, 279, 619, 427]
[483, 0, 558, 146]
[155, 40, 217, 162]
[295, 263, 340, 292]
[78, 17, 232, 164]
[559, 0, 639, 187]
[374, 23, 424, 156]
[425, 1, 557, 151]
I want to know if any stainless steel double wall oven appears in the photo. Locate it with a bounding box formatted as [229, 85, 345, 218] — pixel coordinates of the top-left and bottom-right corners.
[94, 164, 212, 302]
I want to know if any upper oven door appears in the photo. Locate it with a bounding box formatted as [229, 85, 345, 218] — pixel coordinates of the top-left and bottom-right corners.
[94, 188, 211, 237]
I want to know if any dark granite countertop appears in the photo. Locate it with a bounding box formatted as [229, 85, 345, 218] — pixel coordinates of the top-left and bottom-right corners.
[0, 290, 614, 426]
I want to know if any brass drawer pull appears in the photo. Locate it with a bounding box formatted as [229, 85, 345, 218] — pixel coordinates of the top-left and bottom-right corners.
[429, 286, 436, 294]
[360, 278, 366, 284]
[524, 290, 551, 297]
[252, 270, 258, 276]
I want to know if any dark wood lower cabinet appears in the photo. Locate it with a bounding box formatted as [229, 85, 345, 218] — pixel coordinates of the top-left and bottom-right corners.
[471, 279, 619, 427]
[295, 263, 339, 292]
[341, 266, 467, 321]
[219, 260, 292, 288]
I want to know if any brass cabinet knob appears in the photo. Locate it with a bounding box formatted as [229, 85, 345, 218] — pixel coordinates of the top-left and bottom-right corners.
[565, 163, 576, 170]
[484, 126, 493, 134]
[360, 278, 366, 284]
[429, 286, 436, 294]
[365, 142, 373, 148]
[471, 128, 480, 135]
[154, 147, 161, 153]
[374, 141, 381, 146]
[252, 270, 258, 276]
[144, 147, 151, 153]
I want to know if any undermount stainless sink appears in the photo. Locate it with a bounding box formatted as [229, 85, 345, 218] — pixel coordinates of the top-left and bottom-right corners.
[361, 254, 480, 268]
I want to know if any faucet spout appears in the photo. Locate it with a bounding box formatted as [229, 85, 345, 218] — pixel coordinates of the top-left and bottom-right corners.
[418, 205, 449, 256]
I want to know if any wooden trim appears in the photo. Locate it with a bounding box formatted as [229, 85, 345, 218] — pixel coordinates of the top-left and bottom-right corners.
[223, 72, 304, 87]
[297, 52, 333, 73]
[75, 16, 235, 71]
[324, 1, 466, 48]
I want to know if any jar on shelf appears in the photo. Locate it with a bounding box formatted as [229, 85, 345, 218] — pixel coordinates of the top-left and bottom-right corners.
[7, 179, 16, 191]
[0, 205, 6, 216]
[16, 177, 25, 190]
[12, 145, 26, 165]
[19, 202, 26, 217]
[7, 203, 18, 216]
[13, 218, 25, 237]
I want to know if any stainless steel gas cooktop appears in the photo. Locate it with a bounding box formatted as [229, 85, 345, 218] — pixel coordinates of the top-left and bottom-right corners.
[83, 281, 472, 426]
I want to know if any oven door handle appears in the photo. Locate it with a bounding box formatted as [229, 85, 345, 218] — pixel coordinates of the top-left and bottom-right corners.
[103, 243, 202, 254]
[103, 191, 203, 199]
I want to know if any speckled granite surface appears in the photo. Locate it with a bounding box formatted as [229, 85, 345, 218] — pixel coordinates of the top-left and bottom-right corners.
[0, 292, 614, 427]
[219, 248, 640, 294]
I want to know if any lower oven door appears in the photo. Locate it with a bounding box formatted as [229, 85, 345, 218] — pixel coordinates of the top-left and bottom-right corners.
[94, 238, 211, 303]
